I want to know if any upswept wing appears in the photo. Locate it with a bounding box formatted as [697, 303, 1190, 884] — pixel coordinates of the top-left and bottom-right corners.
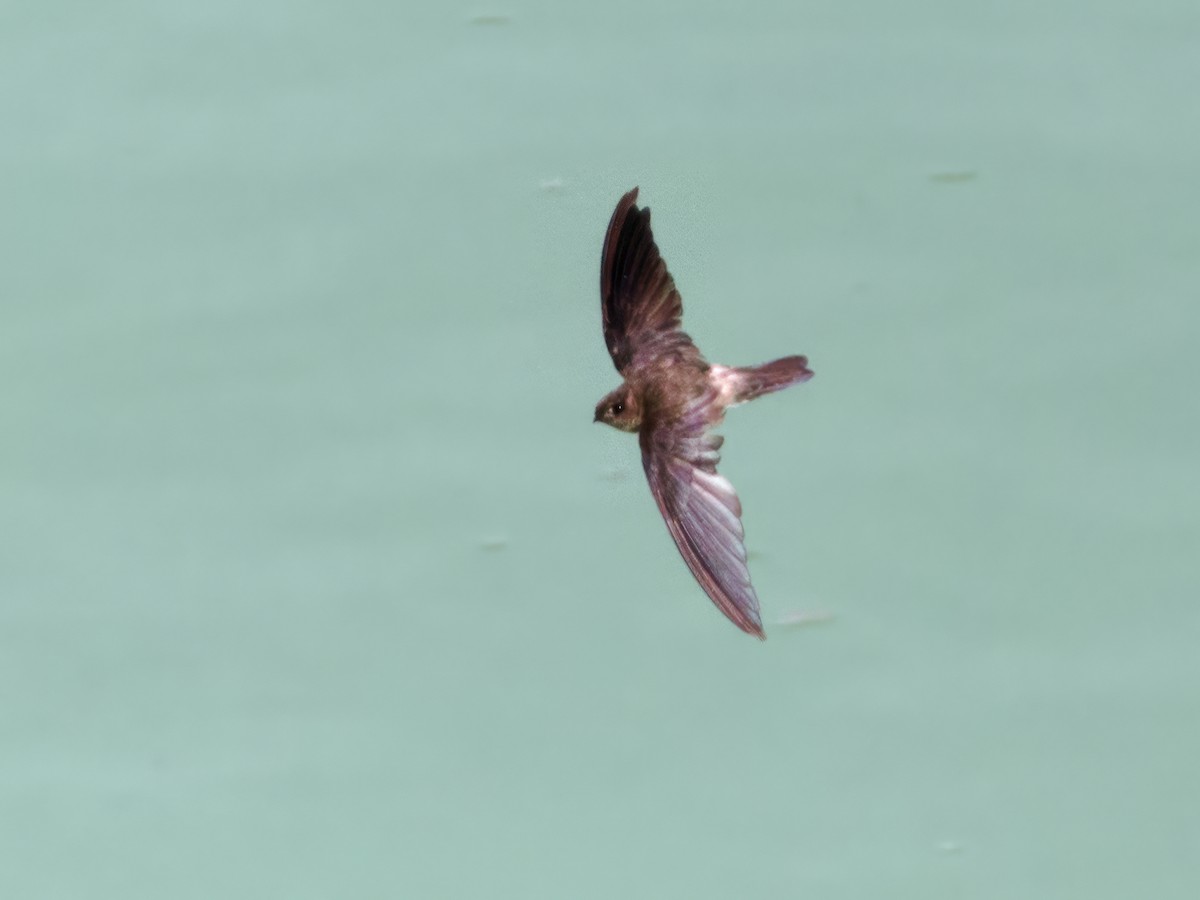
[600, 187, 687, 374]
[640, 391, 764, 639]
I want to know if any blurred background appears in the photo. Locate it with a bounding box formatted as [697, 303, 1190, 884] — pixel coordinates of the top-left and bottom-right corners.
[2, 1, 1197, 897]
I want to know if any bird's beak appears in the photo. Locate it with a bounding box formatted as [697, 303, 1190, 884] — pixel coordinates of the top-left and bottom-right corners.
[592, 410, 601, 423]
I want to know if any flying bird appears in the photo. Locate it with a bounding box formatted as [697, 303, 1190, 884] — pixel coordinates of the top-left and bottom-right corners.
[593, 187, 814, 639]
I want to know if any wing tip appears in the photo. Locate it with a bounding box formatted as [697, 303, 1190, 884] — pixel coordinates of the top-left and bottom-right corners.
[613, 187, 640, 220]
[738, 612, 767, 640]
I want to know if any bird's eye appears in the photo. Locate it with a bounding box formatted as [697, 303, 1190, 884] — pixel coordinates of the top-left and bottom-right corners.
[612, 402, 624, 415]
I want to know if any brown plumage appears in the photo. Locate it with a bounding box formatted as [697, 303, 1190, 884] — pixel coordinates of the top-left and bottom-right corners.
[593, 187, 814, 639]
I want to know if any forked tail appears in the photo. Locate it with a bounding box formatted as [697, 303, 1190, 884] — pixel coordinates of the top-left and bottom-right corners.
[733, 355, 813, 403]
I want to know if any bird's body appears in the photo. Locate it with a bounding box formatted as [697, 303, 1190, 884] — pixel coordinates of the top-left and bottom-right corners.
[593, 187, 813, 639]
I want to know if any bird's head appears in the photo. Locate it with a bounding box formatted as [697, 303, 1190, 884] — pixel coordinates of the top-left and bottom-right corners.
[594, 385, 642, 433]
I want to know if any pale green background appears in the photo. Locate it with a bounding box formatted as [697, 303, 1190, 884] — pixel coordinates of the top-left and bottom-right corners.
[2, 2, 1197, 897]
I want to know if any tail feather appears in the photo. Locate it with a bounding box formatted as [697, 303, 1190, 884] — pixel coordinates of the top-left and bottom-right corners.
[733, 355, 813, 403]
